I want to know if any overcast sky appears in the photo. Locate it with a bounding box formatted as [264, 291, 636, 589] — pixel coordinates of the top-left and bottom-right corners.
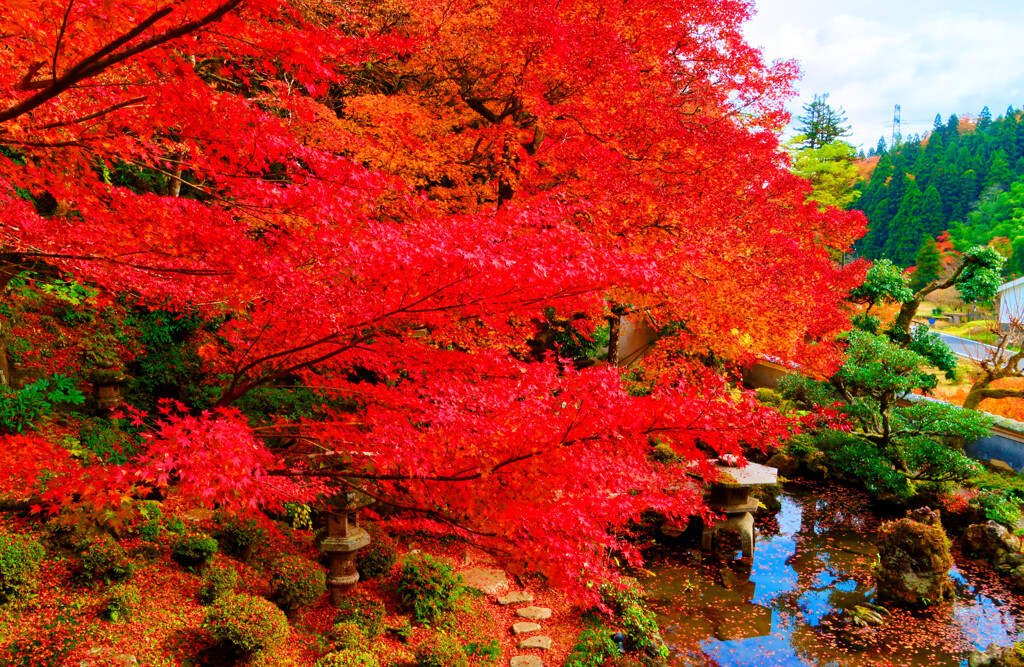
[743, 0, 1024, 152]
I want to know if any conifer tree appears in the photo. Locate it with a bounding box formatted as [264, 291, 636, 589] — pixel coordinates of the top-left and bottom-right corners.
[795, 93, 851, 150]
[910, 237, 942, 290]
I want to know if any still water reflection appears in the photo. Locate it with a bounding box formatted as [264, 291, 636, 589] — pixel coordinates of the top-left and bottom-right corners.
[637, 483, 1024, 667]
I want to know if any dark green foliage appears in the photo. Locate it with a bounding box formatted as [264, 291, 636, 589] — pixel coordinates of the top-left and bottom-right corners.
[857, 104, 1024, 268]
[100, 584, 141, 622]
[564, 627, 619, 667]
[203, 593, 289, 656]
[215, 514, 267, 560]
[198, 564, 238, 604]
[0, 532, 45, 603]
[463, 639, 500, 663]
[395, 552, 464, 624]
[335, 596, 386, 638]
[171, 534, 218, 569]
[77, 419, 137, 465]
[79, 535, 133, 583]
[538, 308, 610, 360]
[135, 501, 181, 542]
[121, 307, 217, 411]
[825, 438, 912, 497]
[357, 530, 397, 580]
[0, 375, 85, 434]
[599, 580, 665, 655]
[316, 650, 380, 667]
[778, 374, 840, 408]
[793, 93, 850, 149]
[904, 325, 959, 380]
[270, 555, 326, 610]
[910, 237, 942, 290]
[848, 260, 915, 306]
[971, 472, 1024, 525]
[414, 632, 468, 667]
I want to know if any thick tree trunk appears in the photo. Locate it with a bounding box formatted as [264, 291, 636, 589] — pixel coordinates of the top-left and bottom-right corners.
[607, 316, 621, 366]
[892, 298, 922, 342]
[963, 385, 1024, 411]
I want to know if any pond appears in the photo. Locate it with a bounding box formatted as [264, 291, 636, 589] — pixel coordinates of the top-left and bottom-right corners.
[637, 483, 1024, 667]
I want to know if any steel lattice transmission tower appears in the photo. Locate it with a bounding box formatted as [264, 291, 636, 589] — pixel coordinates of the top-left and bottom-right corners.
[892, 104, 901, 147]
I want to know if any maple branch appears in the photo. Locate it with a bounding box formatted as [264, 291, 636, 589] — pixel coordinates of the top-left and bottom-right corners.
[31, 96, 148, 131]
[52, 1, 75, 81]
[1, 0, 244, 125]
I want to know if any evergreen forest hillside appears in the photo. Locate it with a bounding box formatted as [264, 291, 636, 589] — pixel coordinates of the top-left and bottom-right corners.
[855, 106, 1024, 273]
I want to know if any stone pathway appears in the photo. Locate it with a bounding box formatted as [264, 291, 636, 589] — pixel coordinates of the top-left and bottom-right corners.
[499, 590, 552, 666]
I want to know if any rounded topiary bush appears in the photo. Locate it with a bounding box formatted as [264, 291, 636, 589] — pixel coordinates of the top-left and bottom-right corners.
[0, 532, 45, 603]
[270, 555, 326, 610]
[335, 595, 386, 638]
[198, 563, 238, 604]
[316, 649, 380, 667]
[357, 530, 397, 580]
[414, 632, 468, 667]
[101, 584, 141, 622]
[79, 535, 133, 583]
[395, 553, 463, 624]
[172, 534, 218, 568]
[215, 514, 267, 560]
[331, 621, 365, 651]
[203, 593, 289, 656]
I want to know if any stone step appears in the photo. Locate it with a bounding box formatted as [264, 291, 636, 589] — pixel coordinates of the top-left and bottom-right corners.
[515, 606, 552, 621]
[510, 657, 542, 667]
[497, 591, 534, 606]
[517, 635, 552, 650]
[512, 621, 541, 635]
[461, 567, 509, 595]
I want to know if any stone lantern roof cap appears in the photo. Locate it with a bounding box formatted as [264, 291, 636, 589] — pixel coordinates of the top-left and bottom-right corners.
[714, 461, 777, 487]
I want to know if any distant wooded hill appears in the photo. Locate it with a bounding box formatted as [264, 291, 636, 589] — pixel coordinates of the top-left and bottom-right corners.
[854, 106, 1024, 273]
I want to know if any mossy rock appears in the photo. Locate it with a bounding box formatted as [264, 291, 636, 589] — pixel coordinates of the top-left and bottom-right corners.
[874, 508, 953, 608]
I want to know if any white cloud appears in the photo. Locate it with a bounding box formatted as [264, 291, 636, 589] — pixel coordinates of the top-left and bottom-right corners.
[743, 1, 1024, 150]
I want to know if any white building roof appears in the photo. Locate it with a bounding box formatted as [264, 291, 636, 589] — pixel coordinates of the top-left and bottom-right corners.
[998, 275, 1024, 293]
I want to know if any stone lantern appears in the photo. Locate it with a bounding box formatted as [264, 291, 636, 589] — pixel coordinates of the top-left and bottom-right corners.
[89, 362, 127, 411]
[701, 460, 777, 560]
[321, 490, 372, 605]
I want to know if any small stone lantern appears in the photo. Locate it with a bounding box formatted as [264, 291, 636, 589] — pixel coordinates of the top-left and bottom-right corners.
[322, 490, 372, 605]
[701, 460, 777, 560]
[89, 362, 127, 411]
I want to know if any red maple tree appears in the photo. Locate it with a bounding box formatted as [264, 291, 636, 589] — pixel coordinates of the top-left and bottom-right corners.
[0, 0, 865, 595]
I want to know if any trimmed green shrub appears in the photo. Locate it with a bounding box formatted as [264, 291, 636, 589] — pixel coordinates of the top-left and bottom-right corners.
[101, 584, 141, 622]
[464, 639, 500, 663]
[335, 596, 386, 638]
[330, 622, 365, 651]
[198, 564, 238, 604]
[357, 531, 397, 580]
[650, 442, 679, 464]
[414, 632, 468, 667]
[270, 555, 326, 610]
[79, 535, 133, 583]
[215, 514, 267, 560]
[316, 650, 380, 667]
[564, 628, 618, 667]
[203, 593, 289, 656]
[395, 553, 463, 624]
[171, 534, 218, 568]
[0, 532, 45, 603]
